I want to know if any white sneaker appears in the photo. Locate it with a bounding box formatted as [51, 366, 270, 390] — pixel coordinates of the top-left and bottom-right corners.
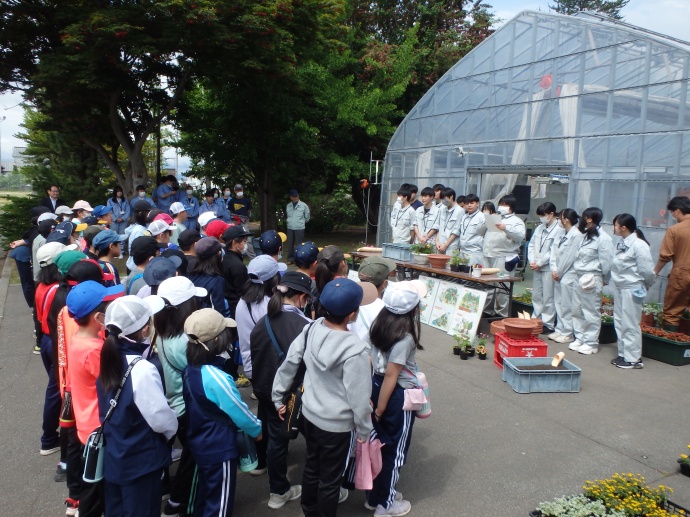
[374, 500, 412, 516]
[338, 488, 349, 504]
[268, 485, 302, 509]
[365, 492, 403, 510]
[568, 340, 583, 351]
[555, 334, 574, 344]
[578, 344, 599, 355]
[250, 467, 267, 476]
[547, 332, 562, 340]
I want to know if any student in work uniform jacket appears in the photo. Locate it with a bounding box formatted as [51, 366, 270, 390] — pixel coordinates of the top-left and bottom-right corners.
[413, 201, 438, 244]
[610, 215, 655, 367]
[549, 211, 583, 343]
[570, 208, 614, 354]
[458, 203, 485, 266]
[434, 196, 464, 254]
[527, 203, 563, 331]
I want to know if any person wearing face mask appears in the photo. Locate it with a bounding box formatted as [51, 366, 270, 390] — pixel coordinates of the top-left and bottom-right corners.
[98, 295, 178, 517]
[549, 209, 583, 344]
[569, 207, 614, 355]
[654, 196, 690, 330]
[458, 193, 486, 267]
[179, 185, 200, 230]
[527, 202, 563, 333]
[413, 187, 439, 245]
[107, 186, 130, 258]
[229, 184, 253, 223]
[221, 185, 233, 205]
[221, 225, 253, 317]
[483, 195, 526, 317]
[434, 187, 464, 254]
[610, 214, 655, 369]
[390, 187, 415, 244]
[130, 185, 155, 208]
[249, 271, 313, 509]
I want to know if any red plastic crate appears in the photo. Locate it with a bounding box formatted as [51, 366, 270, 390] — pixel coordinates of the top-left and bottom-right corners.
[493, 332, 548, 369]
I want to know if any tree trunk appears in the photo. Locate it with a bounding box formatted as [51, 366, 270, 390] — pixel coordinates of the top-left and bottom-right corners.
[258, 166, 278, 231]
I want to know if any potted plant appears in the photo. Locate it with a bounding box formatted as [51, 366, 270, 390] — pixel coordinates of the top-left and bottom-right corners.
[410, 242, 434, 265]
[532, 494, 623, 517]
[453, 334, 471, 360]
[641, 323, 690, 366]
[511, 291, 533, 317]
[641, 302, 663, 327]
[475, 334, 488, 360]
[678, 445, 690, 477]
[599, 295, 617, 344]
[449, 250, 464, 272]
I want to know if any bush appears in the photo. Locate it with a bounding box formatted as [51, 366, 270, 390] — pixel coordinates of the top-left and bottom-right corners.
[304, 187, 362, 234]
[0, 194, 43, 247]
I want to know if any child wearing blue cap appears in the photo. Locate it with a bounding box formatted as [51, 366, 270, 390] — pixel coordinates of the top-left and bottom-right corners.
[65, 280, 124, 517]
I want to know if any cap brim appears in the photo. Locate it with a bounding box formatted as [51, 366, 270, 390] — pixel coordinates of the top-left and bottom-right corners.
[74, 223, 88, 232]
[277, 262, 288, 272]
[194, 287, 208, 298]
[142, 295, 165, 315]
[408, 279, 428, 298]
[167, 255, 183, 268]
[278, 232, 287, 243]
[64, 244, 79, 252]
[224, 317, 237, 328]
[356, 281, 379, 306]
[103, 284, 125, 301]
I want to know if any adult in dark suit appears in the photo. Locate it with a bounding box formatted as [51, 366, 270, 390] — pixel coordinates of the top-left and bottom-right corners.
[39, 185, 67, 212]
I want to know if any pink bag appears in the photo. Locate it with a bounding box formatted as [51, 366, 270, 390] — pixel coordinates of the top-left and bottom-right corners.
[402, 388, 427, 411]
[354, 437, 384, 490]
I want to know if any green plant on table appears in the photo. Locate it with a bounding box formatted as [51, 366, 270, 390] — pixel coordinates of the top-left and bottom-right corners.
[410, 242, 434, 255]
[642, 302, 663, 327]
[450, 250, 470, 266]
[583, 473, 673, 517]
[678, 444, 690, 467]
[537, 494, 625, 517]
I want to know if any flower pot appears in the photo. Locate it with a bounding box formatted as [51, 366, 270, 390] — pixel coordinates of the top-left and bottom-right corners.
[411, 253, 429, 265]
[598, 321, 617, 344]
[459, 351, 468, 360]
[467, 347, 475, 357]
[641, 313, 655, 327]
[478, 352, 487, 360]
[452, 347, 462, 356]
[449, 264, 460, 272]
[427, 254, 451, 269]
[458, 265, 470, 273]
[680, 462, 690, 477]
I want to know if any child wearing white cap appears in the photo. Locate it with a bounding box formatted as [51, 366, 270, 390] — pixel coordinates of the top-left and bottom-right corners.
[98, 296, 178, 516]
[367, 280, 427, 516]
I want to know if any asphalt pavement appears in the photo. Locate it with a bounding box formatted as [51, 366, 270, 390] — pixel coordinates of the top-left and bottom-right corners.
[0, 258, 688, 516]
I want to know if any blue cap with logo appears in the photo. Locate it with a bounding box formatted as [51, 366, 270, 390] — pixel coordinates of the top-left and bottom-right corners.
[295, 241, 319, 265]
[319, 278, 378, 317]
[259, 230, 287, 255]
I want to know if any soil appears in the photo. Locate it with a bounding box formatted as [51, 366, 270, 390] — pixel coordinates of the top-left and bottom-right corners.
[517, 364, 568, 371]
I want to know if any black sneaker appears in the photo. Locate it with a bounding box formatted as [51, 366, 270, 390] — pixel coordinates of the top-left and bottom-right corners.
[162, 501, 182, 516]
[634, 359, 644, 369]
[54, 464, 67, 482]
[611, 356, 624, 365]
[615, 359, 644, 369]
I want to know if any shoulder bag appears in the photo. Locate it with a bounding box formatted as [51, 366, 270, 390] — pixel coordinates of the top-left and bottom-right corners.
[265, 318, 314, 439]
[83, 357, 142, 483]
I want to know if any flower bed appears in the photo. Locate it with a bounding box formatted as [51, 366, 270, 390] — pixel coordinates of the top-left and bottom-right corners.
[641, 324, 690, 366]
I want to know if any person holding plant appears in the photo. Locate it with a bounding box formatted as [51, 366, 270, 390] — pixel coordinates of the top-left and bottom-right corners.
[610, 214, 655, 369]
[569, 207, 614, 355]
[549, 209, 583, 344]
[367, 280, 427, 516]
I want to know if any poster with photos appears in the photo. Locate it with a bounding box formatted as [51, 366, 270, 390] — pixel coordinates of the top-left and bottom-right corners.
[446, 287, 487, 340]
[427, 280, 460, 332]
[417, 275, 440, 325]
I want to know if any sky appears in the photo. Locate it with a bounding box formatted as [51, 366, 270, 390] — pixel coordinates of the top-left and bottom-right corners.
[1, 0, 689, 170]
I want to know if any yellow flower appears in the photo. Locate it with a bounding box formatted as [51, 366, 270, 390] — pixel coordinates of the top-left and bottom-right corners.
[682, 454, 689, 459]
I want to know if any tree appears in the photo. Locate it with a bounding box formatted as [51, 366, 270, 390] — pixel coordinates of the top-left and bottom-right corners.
[549, 0, 630, 20]
[0, 1, 289, 195]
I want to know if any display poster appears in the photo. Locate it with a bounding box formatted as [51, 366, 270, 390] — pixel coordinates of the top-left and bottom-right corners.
[428, 280, 459, 332]
[417, 275, 440, 325]
[446, 287, 487, 340]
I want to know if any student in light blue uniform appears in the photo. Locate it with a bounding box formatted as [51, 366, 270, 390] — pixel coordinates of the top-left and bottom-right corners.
[413, 187, 439, 245]
[155, 175, 178, 213]
[549, 209, 583, 344]
[610, 214, 655, 369]
[389, 186, 415, 244]
[107, 186, 130, 256]
[569, 207, 614, 355]
[183, 309, 262, 517]
[527, 202, 563, 333]
[458, 193, 485, 266]
[434, 187, 464, 255]
[179, 187, 200, 230]
[199, 190, 226, 222]
[130, 185, 155, 208]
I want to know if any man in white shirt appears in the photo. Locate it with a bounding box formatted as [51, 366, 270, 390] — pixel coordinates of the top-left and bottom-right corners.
[434, 187, 464, 254]
[413, 187, 439, 244]
[458, 193, 486, 266]
[390, 186, 415, 244]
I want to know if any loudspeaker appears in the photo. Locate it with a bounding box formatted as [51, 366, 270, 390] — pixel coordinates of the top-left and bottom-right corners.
[512, 185, 531, 214]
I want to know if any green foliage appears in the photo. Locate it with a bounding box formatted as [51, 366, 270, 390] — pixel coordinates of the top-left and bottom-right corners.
[0, 195, 42, 246]
[410, 243, 434, 254]
[549, 0, 630, 20]
[303, 187, 363, 233]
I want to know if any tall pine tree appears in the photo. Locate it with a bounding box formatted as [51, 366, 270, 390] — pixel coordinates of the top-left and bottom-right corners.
[550, 0, 629, 20]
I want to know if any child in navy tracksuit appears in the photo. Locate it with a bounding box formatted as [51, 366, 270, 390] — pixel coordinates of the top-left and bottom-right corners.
[182, 308, 262, 517]
[98, 295, 178, 517]
[367, 280, 426, 517]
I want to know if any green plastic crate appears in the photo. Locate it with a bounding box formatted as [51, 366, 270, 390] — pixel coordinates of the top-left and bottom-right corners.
[641, 333, 690, 366]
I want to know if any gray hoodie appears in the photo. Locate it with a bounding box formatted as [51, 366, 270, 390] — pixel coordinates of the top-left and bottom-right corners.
[272, 318, 373, 441]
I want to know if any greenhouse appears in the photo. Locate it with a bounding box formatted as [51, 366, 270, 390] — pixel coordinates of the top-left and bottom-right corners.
[378, 10, 690, 298]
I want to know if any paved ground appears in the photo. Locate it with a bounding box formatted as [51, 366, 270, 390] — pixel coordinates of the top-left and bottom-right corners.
[0, 257, 688, 516]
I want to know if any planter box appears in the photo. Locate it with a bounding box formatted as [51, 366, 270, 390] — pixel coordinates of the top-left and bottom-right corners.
[511, 300, 532, 317]
[502, 357, 581, 393]
[598, 321, 617, 344]
[642, 333, 690, 366]
[382, 243, 411, 262]
[530, 500, 690, 516]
